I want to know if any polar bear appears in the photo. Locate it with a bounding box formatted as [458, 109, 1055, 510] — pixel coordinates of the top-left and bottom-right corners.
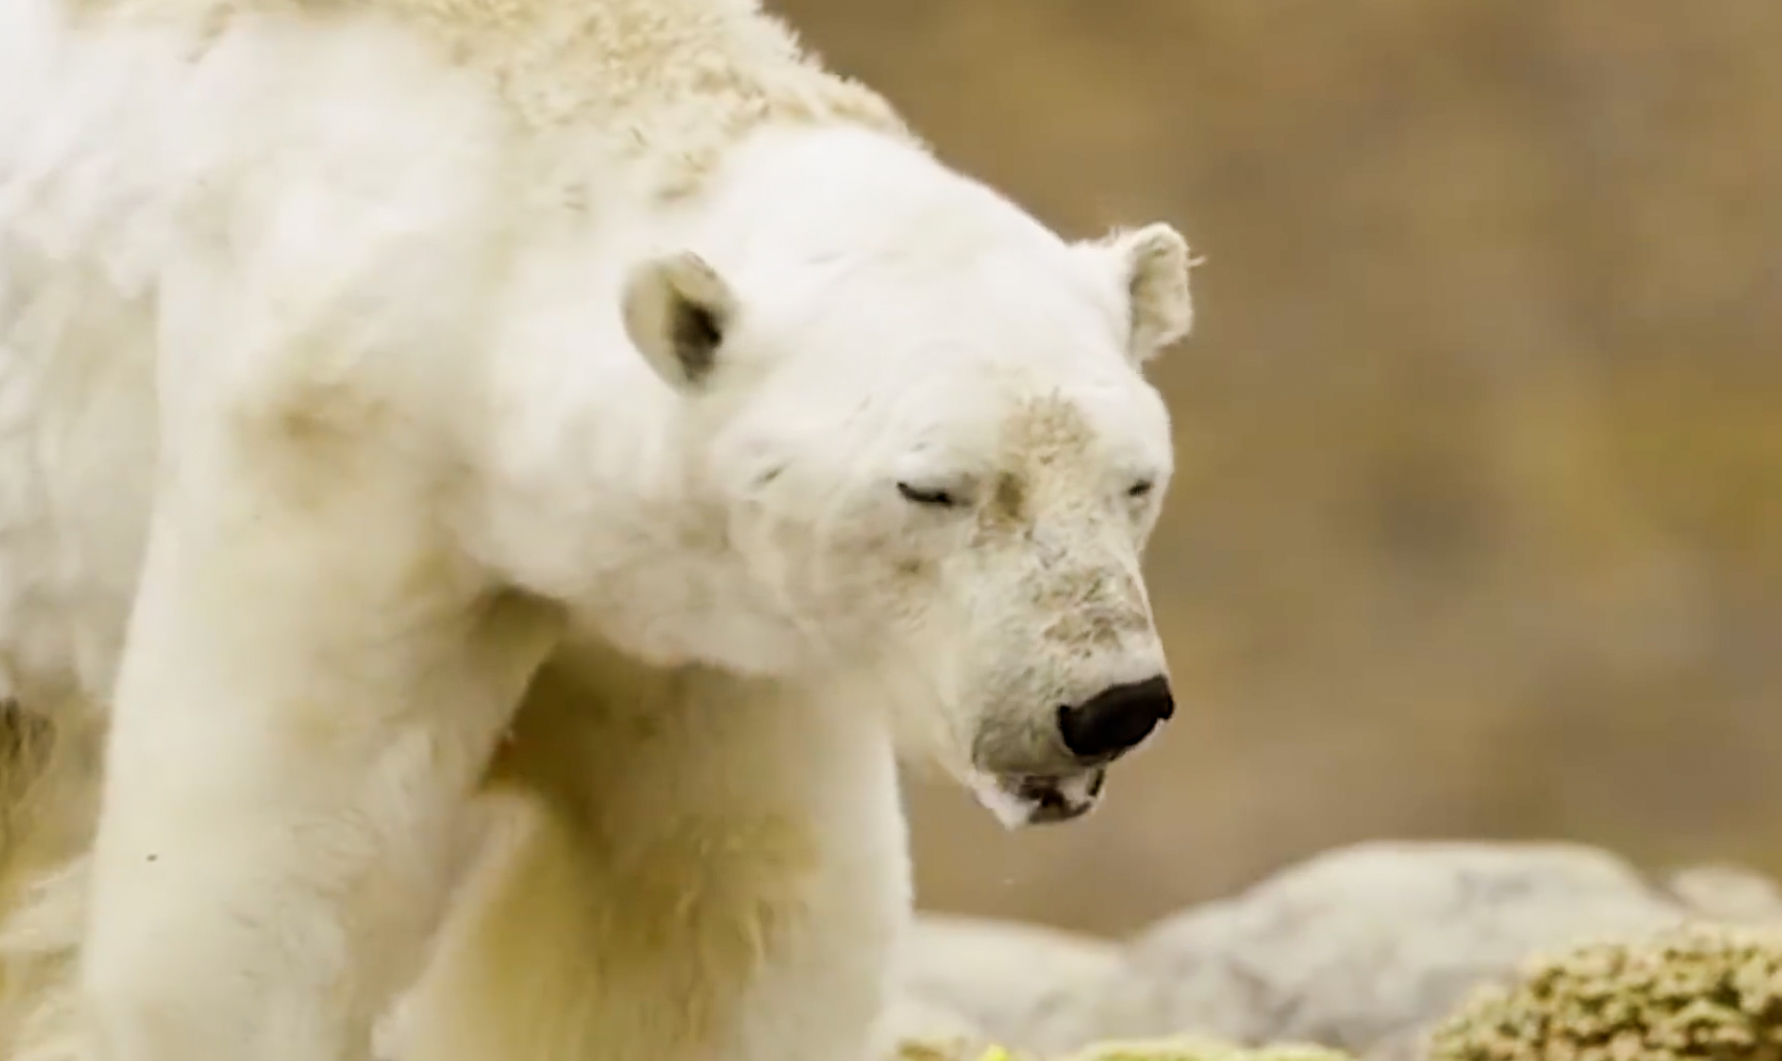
[0, 0, 1196, 1058]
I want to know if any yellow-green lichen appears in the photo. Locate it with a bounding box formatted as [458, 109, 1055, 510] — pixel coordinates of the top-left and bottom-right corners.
[1065, 1036, 1355, 1061]
[1425, 921, 1782, 1061]
[895, 1037, 1354, 1061]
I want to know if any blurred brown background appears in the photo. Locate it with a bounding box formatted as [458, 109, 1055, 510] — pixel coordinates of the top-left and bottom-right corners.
[770, 0, 1782, 937]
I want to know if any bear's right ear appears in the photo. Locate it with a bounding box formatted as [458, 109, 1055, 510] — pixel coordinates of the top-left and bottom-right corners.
[622, 251, 738, 393]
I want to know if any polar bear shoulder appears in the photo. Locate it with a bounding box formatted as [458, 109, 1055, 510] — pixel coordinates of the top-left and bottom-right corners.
[76, 0, 914, 197]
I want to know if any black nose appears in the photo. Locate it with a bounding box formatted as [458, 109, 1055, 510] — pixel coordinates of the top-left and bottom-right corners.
[1057, 676, 1174, 760]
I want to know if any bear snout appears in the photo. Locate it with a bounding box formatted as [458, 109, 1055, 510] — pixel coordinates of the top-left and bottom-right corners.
[1056, 674, 1174, 761]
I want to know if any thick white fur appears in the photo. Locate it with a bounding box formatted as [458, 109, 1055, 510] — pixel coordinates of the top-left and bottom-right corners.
[0, 0, 1195, 1058]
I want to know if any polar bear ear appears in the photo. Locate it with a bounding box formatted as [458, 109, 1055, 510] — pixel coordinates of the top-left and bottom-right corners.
[1090, 222, 1196, 365]
[622, 251, 739, 392]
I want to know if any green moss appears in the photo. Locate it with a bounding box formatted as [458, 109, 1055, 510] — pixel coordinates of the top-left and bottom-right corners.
[1426, 922, 1782, 1061]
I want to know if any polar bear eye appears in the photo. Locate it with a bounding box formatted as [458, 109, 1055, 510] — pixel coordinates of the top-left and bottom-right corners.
[1126, 479, 1155, 500]
[897, 482, 964, 509]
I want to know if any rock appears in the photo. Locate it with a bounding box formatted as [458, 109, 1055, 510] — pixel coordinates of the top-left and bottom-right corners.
[1082, 841, 1695, 1056]
[1658, 861, 1782, 923]
[871, 995, 989, 1060]
[888, 842, 1782, 1061]
[886, 913, 1125, 1054]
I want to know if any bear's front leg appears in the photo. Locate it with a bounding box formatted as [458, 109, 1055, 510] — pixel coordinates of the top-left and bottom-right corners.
[391, 655, 912, 1061]
[78, 412, 563, 1061]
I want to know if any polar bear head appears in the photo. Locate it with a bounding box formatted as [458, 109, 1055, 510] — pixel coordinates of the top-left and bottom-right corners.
[619, 161, 1192, 828]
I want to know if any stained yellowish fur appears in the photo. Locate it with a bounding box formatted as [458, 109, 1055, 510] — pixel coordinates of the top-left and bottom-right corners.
[393, 643, 894, 1061]
[0, 701, 101, 1061]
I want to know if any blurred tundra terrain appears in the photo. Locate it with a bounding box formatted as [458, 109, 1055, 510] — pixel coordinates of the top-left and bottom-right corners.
[769, 0, 1782, 934]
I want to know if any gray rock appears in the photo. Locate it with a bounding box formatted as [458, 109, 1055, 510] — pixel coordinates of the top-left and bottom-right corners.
[883, 841, 1782, 1060]
[1658, 861, 1782, 923]
[887, 913, 1125, 1054]
[870, 994, 988, 1059]
[1077, 841, 1696, 1055]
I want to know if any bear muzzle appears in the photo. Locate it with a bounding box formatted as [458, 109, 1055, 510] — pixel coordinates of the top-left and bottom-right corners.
[962, 674, 1173, 829]
[967, 767, 1107, 830]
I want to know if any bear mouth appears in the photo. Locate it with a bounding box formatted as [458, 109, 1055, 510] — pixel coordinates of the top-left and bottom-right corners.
[966, 767, 1107, 829]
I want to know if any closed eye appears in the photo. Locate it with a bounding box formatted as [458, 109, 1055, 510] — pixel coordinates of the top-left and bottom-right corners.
[897, 482, 962, 508]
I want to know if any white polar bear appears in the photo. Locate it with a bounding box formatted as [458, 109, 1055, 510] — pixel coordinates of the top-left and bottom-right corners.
[0, 0, 1197, 1058]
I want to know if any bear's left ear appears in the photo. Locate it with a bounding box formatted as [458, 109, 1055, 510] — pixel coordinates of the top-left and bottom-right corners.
[1085, 222, 1196, 366]
[622, 251, 739, 393]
